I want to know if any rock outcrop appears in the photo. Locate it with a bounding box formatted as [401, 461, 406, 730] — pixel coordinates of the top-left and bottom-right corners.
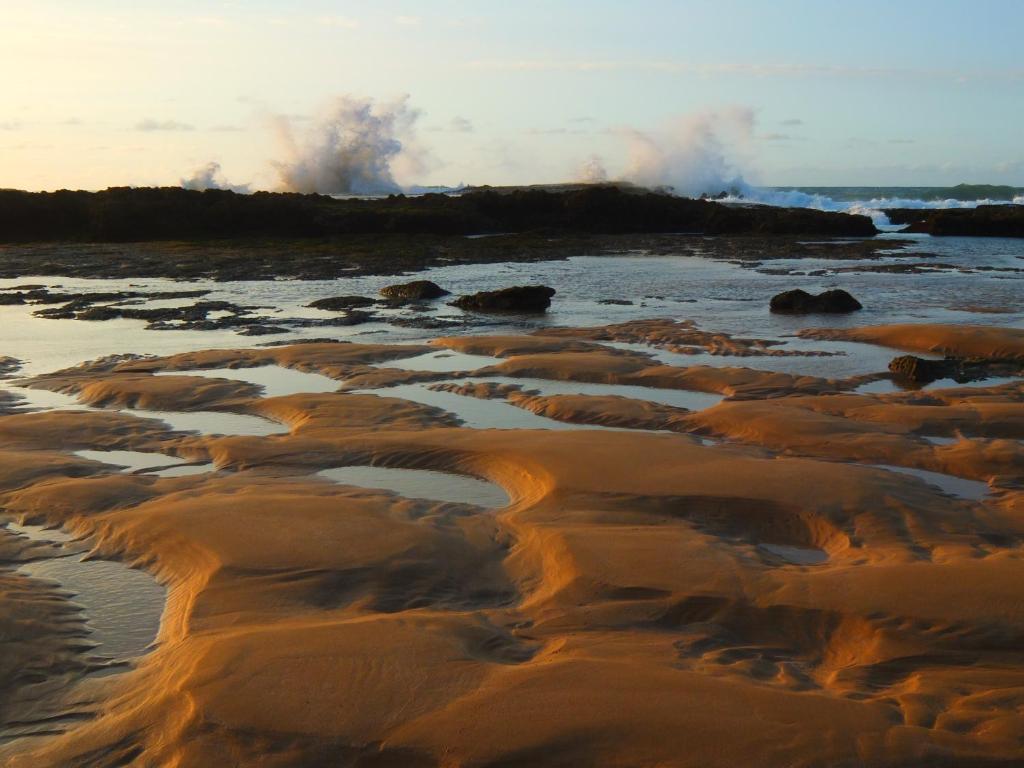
[885, 205, 1024, 237]
[379, 280, 450, 301]
[452, 285, 556, 313]
[769, 289, 863, 314]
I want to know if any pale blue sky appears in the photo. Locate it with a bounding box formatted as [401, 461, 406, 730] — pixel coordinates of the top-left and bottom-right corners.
[2, 0, 1022, 190]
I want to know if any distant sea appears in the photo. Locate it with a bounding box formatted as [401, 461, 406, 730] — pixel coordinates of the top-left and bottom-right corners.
[743, 183, 1024, 223]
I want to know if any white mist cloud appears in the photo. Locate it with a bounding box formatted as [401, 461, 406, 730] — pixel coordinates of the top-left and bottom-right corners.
[576, 155, 608, 183]
[180, 161, 250, 193]
[448, 116, 474, 133]
[271, 94, 425, 195]
[618, 107, 755, 196]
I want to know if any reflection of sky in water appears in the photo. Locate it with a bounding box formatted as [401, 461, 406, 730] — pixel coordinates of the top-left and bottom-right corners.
[319, 466, 510, 508]
[470, 376, 723, 411]
[7, 523, 165, 662]
[75, 449, 185, 472]
[155, 365, 340, 398]
[371, 350, 504, 372]
[856, 376, 1021, 395]
[6, 385, 287, 436]
[352, 384, 586, 430]
[870, 464, 991, 500]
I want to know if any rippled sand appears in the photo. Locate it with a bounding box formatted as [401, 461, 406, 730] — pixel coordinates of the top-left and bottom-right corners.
[0, 323, 1022, 767]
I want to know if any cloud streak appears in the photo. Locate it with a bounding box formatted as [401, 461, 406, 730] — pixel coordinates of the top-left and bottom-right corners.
[136, 119, 194, 132]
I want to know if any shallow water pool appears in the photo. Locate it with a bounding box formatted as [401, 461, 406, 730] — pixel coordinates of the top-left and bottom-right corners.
[319, 465, 510, 507]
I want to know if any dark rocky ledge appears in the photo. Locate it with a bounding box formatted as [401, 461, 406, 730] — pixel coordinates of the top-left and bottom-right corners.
[885, 205, 1024, 237]
[0, 185, 876, 243]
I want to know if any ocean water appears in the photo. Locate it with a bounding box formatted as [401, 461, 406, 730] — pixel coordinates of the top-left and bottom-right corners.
[736, 185, 1024, 225]
[0, 238, 1020, 381]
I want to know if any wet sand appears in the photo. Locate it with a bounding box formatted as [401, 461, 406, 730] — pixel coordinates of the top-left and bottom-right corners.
[0, 323, 1022, 767]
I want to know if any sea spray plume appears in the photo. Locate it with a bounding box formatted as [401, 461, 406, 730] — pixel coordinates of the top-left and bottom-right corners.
[272, 95, 423, 195]
[180, 162, 250, 193]
[576, 155, 609, 183]
[621, 107, 755, 197]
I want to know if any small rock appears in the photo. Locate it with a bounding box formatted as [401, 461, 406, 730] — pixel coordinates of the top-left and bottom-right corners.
[769, 288, 862, 314]
[379, 280, 449, 301]
[452, 285, 556, 313]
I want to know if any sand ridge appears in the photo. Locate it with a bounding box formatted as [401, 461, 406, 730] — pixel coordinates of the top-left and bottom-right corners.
[0, 324, 1022, 766]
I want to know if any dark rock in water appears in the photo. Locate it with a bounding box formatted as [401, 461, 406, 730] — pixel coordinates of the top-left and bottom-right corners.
[599, 299, 634, 306]
[389, 316, 464, 330]
[452, 285, 556, 313]
[259, 337, 340, 347]
[888, 356, 954, 383]
[280, 310, 377, 328]
[307, 295, 376, 311]
[0, 357, 21, 377]
[888, 355, 1021, 385]
[237, 325, 290, 336]
[379, 280, 449, 301]
[0, 293, 26, 305]
[76, 305, 124, 321]
[769, 289, 862, 314]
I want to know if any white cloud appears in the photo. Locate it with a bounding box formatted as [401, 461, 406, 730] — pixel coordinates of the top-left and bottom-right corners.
[395, 15, 420, 26]
[135, 119, 194, 132]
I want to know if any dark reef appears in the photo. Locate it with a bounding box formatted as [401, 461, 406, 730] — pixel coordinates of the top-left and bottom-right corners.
[0, 186, 876, 243]
[885, 205, 1024, 237]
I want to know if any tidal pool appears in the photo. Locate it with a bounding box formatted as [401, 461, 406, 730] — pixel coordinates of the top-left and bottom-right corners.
[155, 365, 340, 398]
[6, 522, 166, 664]
[319, 465, 510, 508]
[871, 464, 991, 500]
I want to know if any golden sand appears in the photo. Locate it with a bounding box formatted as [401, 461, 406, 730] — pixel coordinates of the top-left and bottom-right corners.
[0, 324, 1022, 766]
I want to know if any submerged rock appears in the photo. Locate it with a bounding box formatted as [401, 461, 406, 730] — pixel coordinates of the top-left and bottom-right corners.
[769, 289, 862, 314]
[237, 325, 290, 336]
[307, 295, 376, 311]
[379, 280, 449, 301]
[452, 285, 557, 313]
[889, 355, 955, 383]
[888, 354, 1021, 385]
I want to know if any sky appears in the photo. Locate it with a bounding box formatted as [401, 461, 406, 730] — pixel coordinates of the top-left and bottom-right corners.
[2, 0, 1023, 192]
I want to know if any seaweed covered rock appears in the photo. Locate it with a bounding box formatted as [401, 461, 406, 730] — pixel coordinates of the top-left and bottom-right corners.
[452, 285, 556, 313]
[888, 355, 957, 383]
[379, 280, 449, 301]
[769, 289, 862, 314]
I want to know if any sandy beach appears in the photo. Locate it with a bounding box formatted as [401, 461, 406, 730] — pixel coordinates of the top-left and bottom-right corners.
[0, 320, 1020, 766]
